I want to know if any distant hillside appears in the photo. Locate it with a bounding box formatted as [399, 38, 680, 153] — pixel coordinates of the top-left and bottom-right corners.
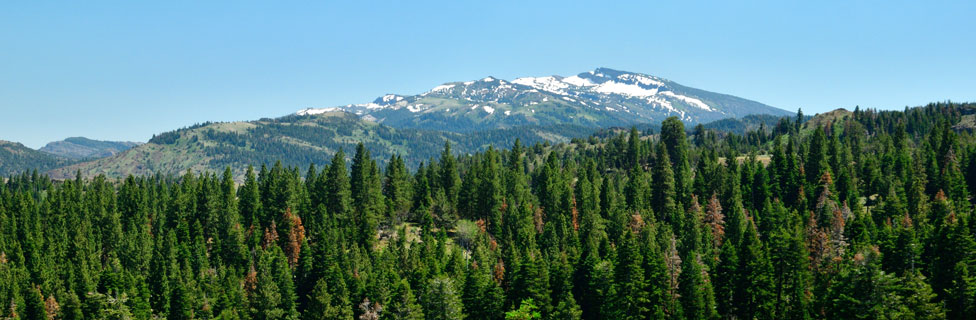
[802, 109, 853, 132]
[40, 137, 141, 159]
[0, 140, 77, 176]
[703, 114, 787, 134]
[48, 111, 599, 180]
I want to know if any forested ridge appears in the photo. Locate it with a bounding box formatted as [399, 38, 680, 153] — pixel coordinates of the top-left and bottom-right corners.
[1, 102, 976, 319]
[45, 112, 601, 181]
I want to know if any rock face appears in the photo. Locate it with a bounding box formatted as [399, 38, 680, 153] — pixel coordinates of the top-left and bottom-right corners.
[298, 68, 789, 132]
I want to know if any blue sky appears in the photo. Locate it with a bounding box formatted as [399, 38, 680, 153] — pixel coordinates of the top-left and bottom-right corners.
[2, 1, 974, 148]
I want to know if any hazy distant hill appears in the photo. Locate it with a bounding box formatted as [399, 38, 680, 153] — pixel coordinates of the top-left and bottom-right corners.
[39, 137, 140, 160]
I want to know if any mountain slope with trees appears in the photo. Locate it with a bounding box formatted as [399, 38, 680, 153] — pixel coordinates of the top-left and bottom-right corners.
[0, 140, 77, 176]
[1, 101, 974, 319]
[46, 111, 599, 180]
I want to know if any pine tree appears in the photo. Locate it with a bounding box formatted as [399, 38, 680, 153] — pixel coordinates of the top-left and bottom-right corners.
[823, 247, 888, 320]
[220, 167, 248, 269]
[350, 143, 382, 248]
[509, 251, 550, 317]
[461, 258, 503, 320]
[306, 278, 354, 320]
[578, 259, 614, 319]
[22, 285, 45, 320]
[678, 197, 717, 319]
[412, 163, 435, 228]
[806, 126, 831, 188]
[424, 276, 465, 320]
[477, 147, 504, 236]
[733, 218, 773, 319]
[384, 154, 413, 222]
[623, 166, 652, 218]
[389, 279, 424, 320]
[794, 108, 804, 133]
[505, 299, 541, 320]
[61, 291, 83, 320]
[660, 116, 692, 207]
[240, 165, 263, 230]
[652, 143, 678, 227]
[767, 202, 811, 320]
[626, 127, 643, 169]
[925, 191, 976, 307]
[251, 248, 295, 320]
[613, 230, 648, 319]
[946, 262, 974, 320]
[881, 213, 920, 276]
[714, 186, 747, 318]
[891, 271, 945, 320]
[324, 149, 352, 228]
[440, 142, 462, 210]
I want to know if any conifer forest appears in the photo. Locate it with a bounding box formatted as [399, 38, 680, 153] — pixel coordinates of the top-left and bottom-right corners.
[4, 103, 976, 320]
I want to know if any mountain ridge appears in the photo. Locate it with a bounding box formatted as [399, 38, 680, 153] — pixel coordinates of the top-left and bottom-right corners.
[298, 68, 790, 131]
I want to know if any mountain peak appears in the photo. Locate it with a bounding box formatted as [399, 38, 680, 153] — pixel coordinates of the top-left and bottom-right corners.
[297, 69, 789, 131]
[589, 67, 628, 75]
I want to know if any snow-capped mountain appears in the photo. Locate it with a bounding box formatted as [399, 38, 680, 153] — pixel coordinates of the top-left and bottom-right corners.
[297, 68, 789, 131]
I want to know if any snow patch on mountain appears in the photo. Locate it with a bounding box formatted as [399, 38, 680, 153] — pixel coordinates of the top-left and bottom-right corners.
[562, 75, 594, 87]
[660, 91, 713, 111]
[297, 107, 338, 115]
[429, 84, 456, 93]
[380, 94, 404, 103]
[513, 76, 570, 94]
[593, 81, 659, 97]
[616, 73, 666, 87]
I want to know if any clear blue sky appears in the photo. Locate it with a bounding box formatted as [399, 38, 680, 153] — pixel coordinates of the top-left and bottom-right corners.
[2, 1, 974, 148]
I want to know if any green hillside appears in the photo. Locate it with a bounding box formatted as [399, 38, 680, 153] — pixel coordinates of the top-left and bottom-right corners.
[48, 111, 598, 180]
[0, 140, 77, 176]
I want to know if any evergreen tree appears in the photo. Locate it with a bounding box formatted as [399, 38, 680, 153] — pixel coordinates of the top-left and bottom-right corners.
[385, 154, 413, 222]
[767, 202, 811, 320]
[626, 127, 643, 169]
[806, 126, 830, 188]
[350, 143, 382, 248]
[389, 279, 425, 320]
[240, 165, 262, 230]
[324, 149, 352, 229]
[661, 116, 692, 206]
[423, 276, 465, 320]
[306, 278, 354, 320]
[613, 230, 648, 319]
[440, 142, 462, 210]
[652, 143, 678, 227]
